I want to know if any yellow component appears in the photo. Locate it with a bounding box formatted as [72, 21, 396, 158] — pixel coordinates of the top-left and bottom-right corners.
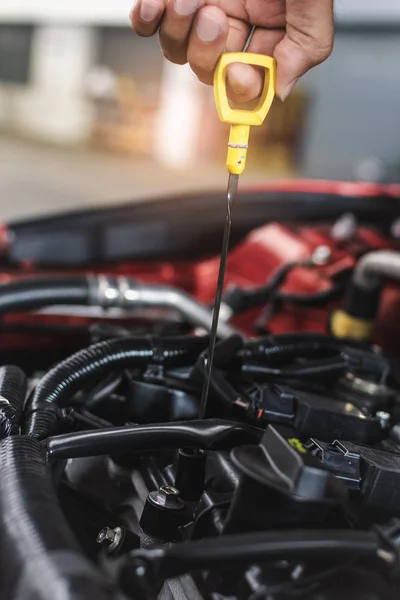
[213, 52, 276, 175]
[225, 124, 251, 175]
[288, 438, 307, 454]
[330, 310, 374, 341]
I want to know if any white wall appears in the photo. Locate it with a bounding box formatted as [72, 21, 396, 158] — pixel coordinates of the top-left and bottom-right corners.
[0, 0, 132, 25]
[1, 0, 400, 24]
[0, 25, 97, 145]
[154, 62, 203, 169]
[0, 0, 398, 159]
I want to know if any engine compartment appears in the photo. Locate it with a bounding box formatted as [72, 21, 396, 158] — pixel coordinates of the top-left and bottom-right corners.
[2, 181, 400, 600]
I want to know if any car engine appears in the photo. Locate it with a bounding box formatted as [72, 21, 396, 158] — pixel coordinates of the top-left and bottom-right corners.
[2, 181, 400, 600]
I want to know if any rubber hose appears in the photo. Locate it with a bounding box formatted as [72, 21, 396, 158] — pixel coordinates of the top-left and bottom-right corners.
[344, 251, 400, 320]
[280, 285, 344, 306]
[131, 529, 379, 582]
[45, 419, 263, 460]
[0, 436, 116, 600]
[0, 365, 27, 438]
[0, 276, 90, 315]
[223, 265, 344, 315]
[354, 250, 400, 290]
[223, 261, 303, 314]
[23, 335, 209, 439]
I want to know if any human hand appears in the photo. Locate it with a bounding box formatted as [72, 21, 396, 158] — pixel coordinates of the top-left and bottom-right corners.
[130, 0, 334, 103]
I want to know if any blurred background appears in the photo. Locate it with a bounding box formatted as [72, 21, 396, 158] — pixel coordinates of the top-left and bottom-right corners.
[0, 0, 399, 220]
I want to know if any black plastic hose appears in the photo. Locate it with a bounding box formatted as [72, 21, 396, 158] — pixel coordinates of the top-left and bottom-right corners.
[0, 436, 116, 600]
[223, 261, 304, 314]
[0, 276, 90, 315]
[0, 365, 27, 438]
[243, 332, 371, 363]
[223, 263, 345, 315]
[23, 335, 209, 439]
[280, 285, 345, 306]
[46, 419, 263, 460]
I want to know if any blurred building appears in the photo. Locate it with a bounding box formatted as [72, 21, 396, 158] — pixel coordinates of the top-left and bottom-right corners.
[301, 1, 400, 179]
[0, 0, 399, 177]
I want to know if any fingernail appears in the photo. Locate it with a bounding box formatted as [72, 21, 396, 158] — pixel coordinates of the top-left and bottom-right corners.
[281, 78, 298, 102]
[196, 13, 222, 42]
[140, 0, 161, 22]
[175, 0, 199, 16]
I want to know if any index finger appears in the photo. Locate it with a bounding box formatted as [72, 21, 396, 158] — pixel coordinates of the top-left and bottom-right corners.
[130, 0, 166, 36]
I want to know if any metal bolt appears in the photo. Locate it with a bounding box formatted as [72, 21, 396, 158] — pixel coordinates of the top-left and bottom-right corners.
[311, 245, 332, 266]
[331, 213, 357, 241]
[97, 526, 123, 553]
[376, 411, 391, 428]
[148, 485, 184, 510]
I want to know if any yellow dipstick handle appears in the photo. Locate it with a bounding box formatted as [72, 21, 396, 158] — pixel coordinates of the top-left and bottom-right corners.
[214, 53, 276, 175]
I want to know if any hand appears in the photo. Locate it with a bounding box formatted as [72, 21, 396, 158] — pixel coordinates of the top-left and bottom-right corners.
[130, 0, 334, 103]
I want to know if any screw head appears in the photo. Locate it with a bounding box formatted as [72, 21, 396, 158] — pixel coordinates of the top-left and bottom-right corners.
[148, 486, 184, 510]
[97, 526, 123, 553]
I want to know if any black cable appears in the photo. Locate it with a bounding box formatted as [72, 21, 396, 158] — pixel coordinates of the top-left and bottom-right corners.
[0, 435, 116, 600]
[190, 501, 231, 539]
[222, 260, 308, 314]
[243, 332, 372, 363]
[22, 334, 209, 439]
[223, 260, 346, 316]
[280, 285, 345, 306]
[242, 334, 389, 388]
[45, 419, 263, 460]
[254, 287, 344, 334]
[127, 529, 380, 583]
[242, 357, 348, 379]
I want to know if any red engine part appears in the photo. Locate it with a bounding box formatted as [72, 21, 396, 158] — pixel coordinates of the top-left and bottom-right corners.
[1, 187, 400, 355]
[195, 222, 400, 354]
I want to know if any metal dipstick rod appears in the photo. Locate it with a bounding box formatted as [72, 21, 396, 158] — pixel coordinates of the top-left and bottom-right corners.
[199, 26, 257, 419]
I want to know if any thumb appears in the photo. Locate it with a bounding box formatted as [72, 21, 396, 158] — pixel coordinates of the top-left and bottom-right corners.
[274, 0, 334, 101]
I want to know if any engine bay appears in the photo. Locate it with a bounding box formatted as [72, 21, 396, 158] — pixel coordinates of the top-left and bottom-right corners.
[2, 181, 400, 600]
